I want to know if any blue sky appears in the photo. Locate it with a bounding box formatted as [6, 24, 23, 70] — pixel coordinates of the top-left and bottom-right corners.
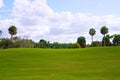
[0, 0, 120, 43]
[1, 0, 120, 18]
[0, 0, 13, 19]
[47, 0, 120, 15]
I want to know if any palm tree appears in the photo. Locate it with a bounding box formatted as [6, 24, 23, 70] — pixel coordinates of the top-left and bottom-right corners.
[8, 25, 17, 40]
[89, 28, 96, 46]
[0, 30, 2, 39]
[102, 34, 113, 46]
[0, 30, 2, 36]
[100, 26, 108, 46]
[113, 34, 120, 46]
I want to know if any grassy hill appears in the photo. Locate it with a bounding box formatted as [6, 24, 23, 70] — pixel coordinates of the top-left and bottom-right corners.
[0, 47, 120, 80]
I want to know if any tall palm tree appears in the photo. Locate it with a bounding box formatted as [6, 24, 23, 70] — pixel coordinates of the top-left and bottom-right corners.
[0, 30, 2, 39]
[8, 25, 17, 40]
[0, 30, 2, 36]
[89, 28, 96, 46]
[100, 26, 108, 46]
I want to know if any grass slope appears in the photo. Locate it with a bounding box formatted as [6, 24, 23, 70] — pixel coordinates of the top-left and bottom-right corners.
[0, 47, 120, 80]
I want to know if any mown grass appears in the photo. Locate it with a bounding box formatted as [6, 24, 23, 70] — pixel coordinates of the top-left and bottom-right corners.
[0, 47, 120, 80]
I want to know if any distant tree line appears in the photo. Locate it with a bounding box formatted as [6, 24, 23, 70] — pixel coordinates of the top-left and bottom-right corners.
[35, 39, 80, 48]
[0, 38, 80, 49]
[0, 25, 120, 49]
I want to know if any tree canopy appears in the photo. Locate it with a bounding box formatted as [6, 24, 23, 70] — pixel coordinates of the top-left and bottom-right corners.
[113, 34, 120, 46]
[100, 26, 108, 35]
[100, 26, 109, 46]
[77, 36, 86, 48]
[8, 25, 17, 40]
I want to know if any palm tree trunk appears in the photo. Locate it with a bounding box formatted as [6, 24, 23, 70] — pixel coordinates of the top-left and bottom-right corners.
[11, 35, 13, 40]
[91, 36, 93, 47]
[104, 34, 105, 46]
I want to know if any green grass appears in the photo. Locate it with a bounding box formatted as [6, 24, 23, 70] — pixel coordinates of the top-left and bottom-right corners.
[0, 47, 120, 80]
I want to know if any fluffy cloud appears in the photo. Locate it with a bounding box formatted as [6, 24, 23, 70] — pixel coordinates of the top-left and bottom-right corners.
[0, 0, 120, 43]
[0, 0, 3, 8]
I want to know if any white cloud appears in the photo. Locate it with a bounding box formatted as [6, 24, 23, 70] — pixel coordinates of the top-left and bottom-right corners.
[0, 0, 120, 44]
[0, 0, 3, 8]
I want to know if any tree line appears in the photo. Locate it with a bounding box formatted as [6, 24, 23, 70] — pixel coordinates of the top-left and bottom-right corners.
[0, 25, 120, 49]
[78, 26, 120, 48]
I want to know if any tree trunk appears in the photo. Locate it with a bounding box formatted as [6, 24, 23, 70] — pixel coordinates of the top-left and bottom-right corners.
[11, 35, 13, 40]
[91, 36, 93, 47]
[104, 34, 105, 46]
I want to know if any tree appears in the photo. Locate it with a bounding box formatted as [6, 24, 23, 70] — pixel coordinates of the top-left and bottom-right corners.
[89, 28, 96, 46]
[0, 30, 2, 39]
[16, 39, 35, 48]
[0, 38, 15, 49]
[39, 39, 47, 48]
[72, 43, 80, 48]
[91, 41, 102, 47]
[102, 35, 113, 46]
[8, 25, 17, 40]
[77, 36, 86, 48]
[100, 26, 108, 46]
[113, 34, 120, 46]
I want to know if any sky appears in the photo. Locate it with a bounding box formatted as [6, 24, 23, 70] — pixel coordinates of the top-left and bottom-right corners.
[0, 0, 120, 43]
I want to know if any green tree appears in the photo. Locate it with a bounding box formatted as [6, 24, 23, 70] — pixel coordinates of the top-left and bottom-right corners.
[77, 36, 86, 48]
[16, 39, 35, 48]
[100, 26, 108, 46]
[34, 43, 40, 48]
[8, 25, 17, 40]
[89, 28, 96, 46]
[0, 38, 15, 49]
[39, 39, 47, 48]
[102, 35, 113, 46]
[91, 41, 102, 47]
[72, 43, 80, 48]
[113, 34, 120, 46]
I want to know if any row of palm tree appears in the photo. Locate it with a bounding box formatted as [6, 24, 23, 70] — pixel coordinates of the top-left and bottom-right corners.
[89, 26, 108, 46]
[0, 25, 118, 48]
